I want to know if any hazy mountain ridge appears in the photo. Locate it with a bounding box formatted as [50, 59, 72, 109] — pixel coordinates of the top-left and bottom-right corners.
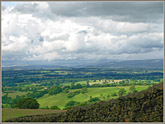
[2, 59, 163, 69]
[85, 59, 163, 69]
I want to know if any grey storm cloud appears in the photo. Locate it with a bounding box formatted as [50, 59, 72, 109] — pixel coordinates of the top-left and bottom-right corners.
[12, 3, 38, 13]
[48, 2, 163, 22]
[10, 2, 163, 23]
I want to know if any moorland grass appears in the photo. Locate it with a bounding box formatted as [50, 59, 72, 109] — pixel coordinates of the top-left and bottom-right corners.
[2, 108, 66, 121]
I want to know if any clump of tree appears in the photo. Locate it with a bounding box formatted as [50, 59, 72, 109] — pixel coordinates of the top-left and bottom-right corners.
[65, 101, 80, 107]
[118, 88, 126, 96]
[2, 94, 25, 108]
[49, 85, 62, 95]
[81, 87, 88, 94]
[2, 94, 12, 105]
[15, 98, 40, 109]
[86, 80, 90, 87]
[107, 95, 110, 99]
[63, 88, 69, 93]
[50, 105, 60, 110]
[63, 86, 70, 90]
[111, 92, 117, 97]
[71, 84, 82, 89]
[129, 81, 137, 93]
[88, 97, 100, 103]
[68, 90, 80, 98]
[27, 90, 48, 98]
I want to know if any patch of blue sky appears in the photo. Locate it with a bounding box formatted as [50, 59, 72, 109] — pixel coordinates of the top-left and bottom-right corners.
[2, 2, 24, 7]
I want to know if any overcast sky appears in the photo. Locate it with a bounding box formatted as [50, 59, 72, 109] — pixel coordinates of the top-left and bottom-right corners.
[2, 1, 164, 64]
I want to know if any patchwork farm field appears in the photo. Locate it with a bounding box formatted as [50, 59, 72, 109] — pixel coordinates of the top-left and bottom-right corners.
[2, 108, 66, 121]
[38, 85, 149, 109]
[2, 66, 163, 121]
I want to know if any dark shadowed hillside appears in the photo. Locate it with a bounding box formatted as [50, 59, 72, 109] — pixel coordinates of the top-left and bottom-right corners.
[6, 83, 163, 122]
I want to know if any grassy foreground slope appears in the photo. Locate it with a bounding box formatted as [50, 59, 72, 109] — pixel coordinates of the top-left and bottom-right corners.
[38, 85, 149, 109]
[2, 109, 66, 122]
[6, 83, 163, 122]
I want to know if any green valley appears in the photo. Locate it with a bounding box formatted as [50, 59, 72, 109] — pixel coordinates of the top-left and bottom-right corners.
[2, 66, 163, 121]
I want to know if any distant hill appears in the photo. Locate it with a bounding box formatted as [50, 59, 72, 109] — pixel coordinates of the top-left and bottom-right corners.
[2, 65, 64, 70]
[2, 59, 163, 70]
[86, 59, 163, 69]
[6, 83, 163, 122]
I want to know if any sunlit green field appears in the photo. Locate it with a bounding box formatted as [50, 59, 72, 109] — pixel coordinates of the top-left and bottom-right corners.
[38, 92, 89, 109]
[38, 85, 149, 109]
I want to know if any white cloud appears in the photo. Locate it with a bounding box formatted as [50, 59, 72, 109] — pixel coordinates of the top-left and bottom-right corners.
[94, 19, 150, 33]
[2, 2, 163, 63]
